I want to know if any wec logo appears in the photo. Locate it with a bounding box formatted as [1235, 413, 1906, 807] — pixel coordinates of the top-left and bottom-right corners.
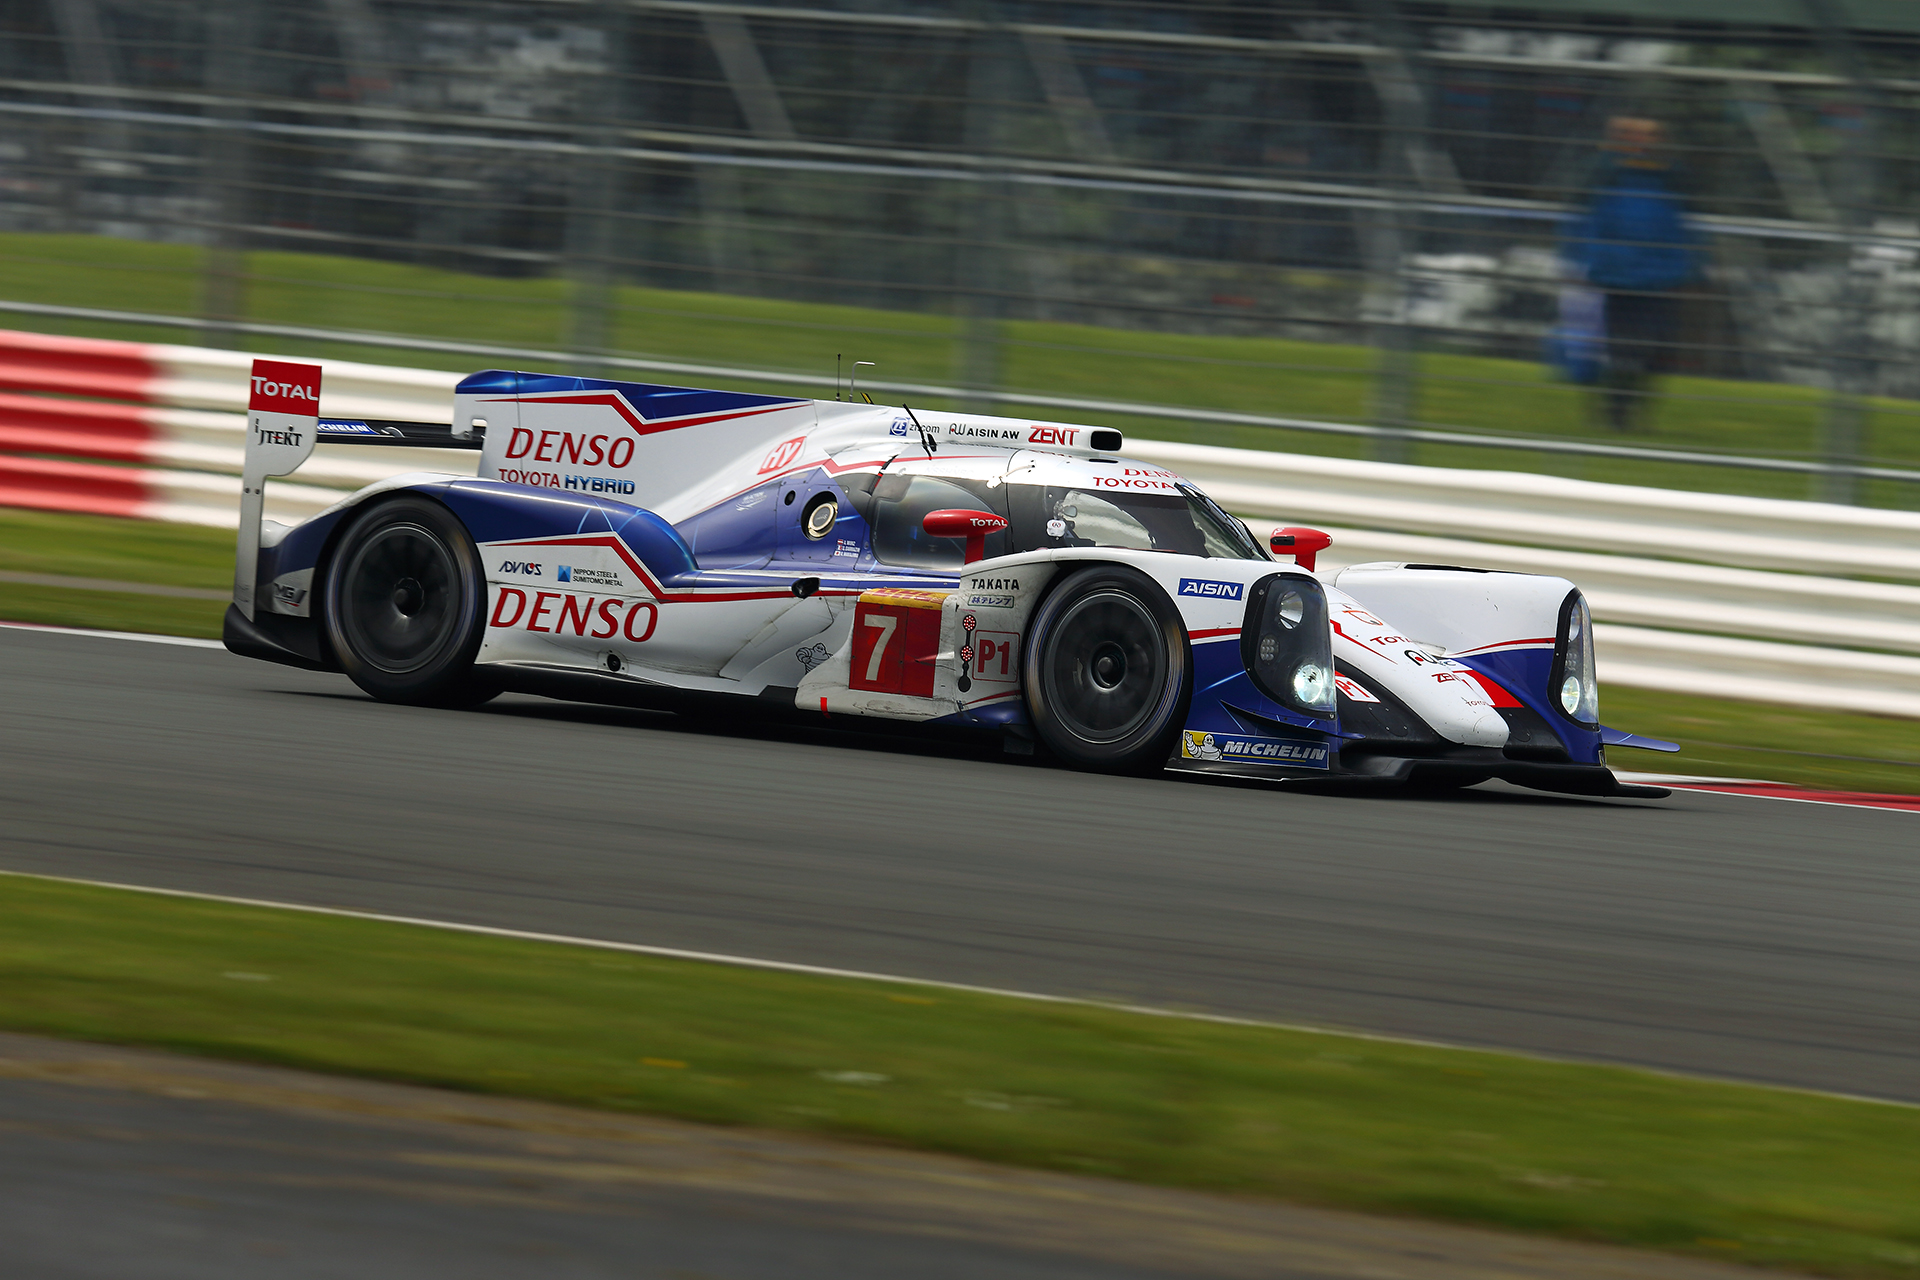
[1178, 578, 1243, 600]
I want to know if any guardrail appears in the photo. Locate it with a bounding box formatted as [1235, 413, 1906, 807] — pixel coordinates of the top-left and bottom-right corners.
[2, 327, 1915, 716]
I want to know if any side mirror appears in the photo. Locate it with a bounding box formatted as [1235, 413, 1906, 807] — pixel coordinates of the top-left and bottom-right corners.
[922, 509, 1008, 566]
[1270, 526, 1332, 572]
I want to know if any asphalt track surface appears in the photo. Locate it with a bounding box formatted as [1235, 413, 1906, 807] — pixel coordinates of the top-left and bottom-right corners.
[2, 626, 1916, 1103]
[0, 1032, 1763, 1280]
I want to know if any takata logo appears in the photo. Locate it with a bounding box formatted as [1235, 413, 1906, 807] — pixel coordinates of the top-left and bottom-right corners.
[499, 560, 542, 576]
[1178, 578, 1243, 600]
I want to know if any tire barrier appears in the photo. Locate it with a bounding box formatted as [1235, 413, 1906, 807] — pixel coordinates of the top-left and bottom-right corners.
[2, 327, 1914, 713]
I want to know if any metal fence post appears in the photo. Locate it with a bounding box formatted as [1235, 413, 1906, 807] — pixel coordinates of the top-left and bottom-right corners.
[1804, 0, 1879, 505]
[1358, 0, 1425, 465]
[955, 5, 1013, 414]
[197, 0, 259, 349]
[565, 1, 629, 376]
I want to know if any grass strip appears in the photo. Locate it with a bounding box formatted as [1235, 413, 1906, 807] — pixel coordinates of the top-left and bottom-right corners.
[0, 874, 1913, 1278]
[1, 231, 1917, 504]
[1599, 686, 1920, 797]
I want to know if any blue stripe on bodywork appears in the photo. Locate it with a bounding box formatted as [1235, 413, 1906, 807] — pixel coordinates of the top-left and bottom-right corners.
[456, 370, 803, 420]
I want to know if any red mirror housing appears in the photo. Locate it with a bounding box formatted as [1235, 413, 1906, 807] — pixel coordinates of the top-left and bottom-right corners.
[922, 509, 1008, 565]
[1270, 526, 1332, 572]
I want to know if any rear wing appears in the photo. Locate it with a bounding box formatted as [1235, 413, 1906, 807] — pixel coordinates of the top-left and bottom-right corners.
[234, 359, 476, 619]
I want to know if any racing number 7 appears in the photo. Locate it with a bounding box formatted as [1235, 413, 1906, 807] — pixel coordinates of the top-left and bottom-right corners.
[862, 613, 897, 683]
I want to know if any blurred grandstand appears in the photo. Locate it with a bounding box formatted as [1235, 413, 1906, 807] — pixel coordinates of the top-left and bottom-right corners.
[2, 0, 1919, 503]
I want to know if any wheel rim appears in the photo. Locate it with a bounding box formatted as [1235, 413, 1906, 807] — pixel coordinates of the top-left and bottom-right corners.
[1040, 589, 1167, 743]
[338, 522, 465, 674]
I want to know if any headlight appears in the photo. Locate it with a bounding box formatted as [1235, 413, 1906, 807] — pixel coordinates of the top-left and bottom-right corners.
[1240, 573, 1335, 717]
[1292, 662, 1332, 707]
[1552, 591, 1599, 725]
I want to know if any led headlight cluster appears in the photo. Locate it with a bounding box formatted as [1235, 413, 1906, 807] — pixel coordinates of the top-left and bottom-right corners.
[1551, 590, 1599, 726]
[1240, 573, 1336, 717]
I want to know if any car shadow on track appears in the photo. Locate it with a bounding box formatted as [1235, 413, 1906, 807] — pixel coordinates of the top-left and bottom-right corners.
[269, 687, 1660, 810]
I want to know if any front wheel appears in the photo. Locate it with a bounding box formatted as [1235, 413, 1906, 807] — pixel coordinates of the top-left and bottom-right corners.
[1023, 567, 1190, 773]
[322, 495, 497, 707]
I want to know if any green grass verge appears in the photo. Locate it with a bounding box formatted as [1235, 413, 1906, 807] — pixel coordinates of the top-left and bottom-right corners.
[1, 508, 1916, 792]
[0, 874, 1914, 1277]
[1603, 686, 1920, 796]
[1, 231, 1916, 505]
[0, 507, 229, 638]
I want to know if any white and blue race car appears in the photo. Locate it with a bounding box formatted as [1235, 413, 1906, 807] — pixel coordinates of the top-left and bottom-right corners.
[225, 364, 1675, 796]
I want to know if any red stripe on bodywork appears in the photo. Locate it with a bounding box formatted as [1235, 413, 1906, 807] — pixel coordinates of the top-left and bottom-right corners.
[512, 393, 800, 438]
[1189, 627, 1241, 641]
[488, 533, 857, 604]
[1459, 669, 1523, 708]
[1450, 637, 1556, 655]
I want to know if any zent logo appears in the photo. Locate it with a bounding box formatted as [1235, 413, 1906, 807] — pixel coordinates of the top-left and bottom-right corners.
[1178, 578, 1244, 600]
[1027, 426, 1079, 446]
[498, 561, 542, 576]
[759, 436, 806, 474]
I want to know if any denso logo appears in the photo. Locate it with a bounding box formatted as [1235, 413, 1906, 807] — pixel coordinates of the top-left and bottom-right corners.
[490, 588, 658, 642]
[504, 429, 634, 469]
[499, 561, 542, 575]
[1027, 426, 1078, 446]
[1178, 578, 1243, 600]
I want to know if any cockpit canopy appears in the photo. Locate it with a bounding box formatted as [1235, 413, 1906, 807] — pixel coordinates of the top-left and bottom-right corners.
[853, 451, 1265, 571]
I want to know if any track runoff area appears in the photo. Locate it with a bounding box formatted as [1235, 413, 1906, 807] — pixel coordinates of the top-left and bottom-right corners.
[5, 620, 1918, 1278]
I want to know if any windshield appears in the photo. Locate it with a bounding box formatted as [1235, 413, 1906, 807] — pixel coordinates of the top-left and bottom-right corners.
[1006, 483, 1265, 559]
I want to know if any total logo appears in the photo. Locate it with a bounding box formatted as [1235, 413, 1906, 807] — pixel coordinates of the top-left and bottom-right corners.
[249, 377, 316, 401]
[1177, 578, 1243, 600]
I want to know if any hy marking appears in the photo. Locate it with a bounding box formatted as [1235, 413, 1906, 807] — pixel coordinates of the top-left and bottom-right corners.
[0, 868, 1912, 1110]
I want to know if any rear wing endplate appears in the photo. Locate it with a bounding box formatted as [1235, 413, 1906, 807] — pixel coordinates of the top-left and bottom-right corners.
[234, 359, 479, 619]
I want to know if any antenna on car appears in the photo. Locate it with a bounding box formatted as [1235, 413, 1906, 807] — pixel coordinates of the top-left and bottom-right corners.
[835, 354, 842, 401]
[902, 403, 937, 457]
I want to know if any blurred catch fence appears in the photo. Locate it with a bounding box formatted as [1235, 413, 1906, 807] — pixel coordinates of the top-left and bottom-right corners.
[6, 324, 1920, 715]
[6, 1, 1920, 502]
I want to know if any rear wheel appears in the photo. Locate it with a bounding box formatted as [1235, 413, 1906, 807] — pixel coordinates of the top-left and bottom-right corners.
[322, 496, 497, 707]
[1023, 567, 1190, 773]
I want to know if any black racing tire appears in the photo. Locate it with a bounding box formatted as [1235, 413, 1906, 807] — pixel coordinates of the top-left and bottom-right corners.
[1022, 566, 1191, 773]
[321, 495, 498, 708]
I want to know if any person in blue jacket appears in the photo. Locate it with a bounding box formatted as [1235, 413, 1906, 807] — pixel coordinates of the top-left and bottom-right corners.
[1562, 117, 1699, 430]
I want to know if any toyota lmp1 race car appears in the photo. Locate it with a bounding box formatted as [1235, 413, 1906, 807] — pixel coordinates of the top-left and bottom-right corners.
[225, 359, 1676, 797]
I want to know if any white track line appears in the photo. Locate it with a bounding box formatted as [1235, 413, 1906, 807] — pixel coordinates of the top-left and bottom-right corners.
[0, 620, 224, 649]
[2, 868, 1911, 1110]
